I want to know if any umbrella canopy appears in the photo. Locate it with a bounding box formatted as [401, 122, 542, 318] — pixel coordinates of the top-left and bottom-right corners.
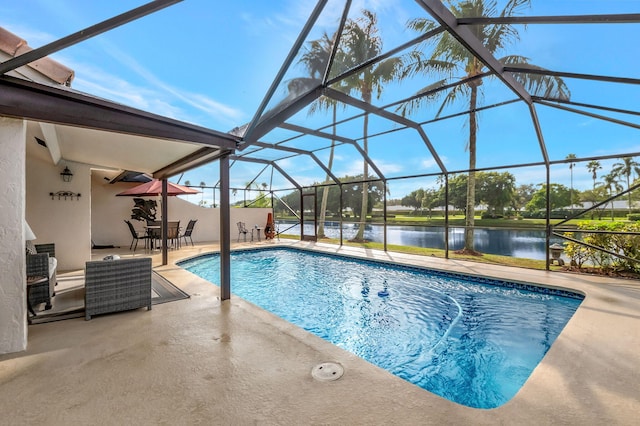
[116, 179, 200, 197]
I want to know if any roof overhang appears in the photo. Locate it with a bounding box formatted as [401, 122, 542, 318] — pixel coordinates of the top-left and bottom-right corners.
[0, 75, 238, 178]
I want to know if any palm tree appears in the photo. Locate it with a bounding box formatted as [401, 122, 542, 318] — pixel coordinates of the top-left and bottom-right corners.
[338, 10, 404, 241]
[199, 181, 206, 204]
[611, 156, 640, 213]
[601, 172, 623, 220]
[298, 33, 341, 238]
[566, 153, 577, 212]
[586, 160, 602, 191]
[400, 0, 570, 253]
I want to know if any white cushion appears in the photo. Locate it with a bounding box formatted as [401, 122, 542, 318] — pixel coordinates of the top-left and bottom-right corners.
[48, 257, 57, 279]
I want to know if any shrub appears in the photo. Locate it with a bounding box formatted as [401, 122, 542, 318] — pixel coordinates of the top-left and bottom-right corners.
[563, 232, 590, 269]
[563, 221, 640, 273]
[481, 212, 504, 219]
[627, 213, 640, 221]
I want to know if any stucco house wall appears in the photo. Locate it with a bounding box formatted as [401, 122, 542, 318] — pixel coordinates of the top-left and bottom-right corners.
[25, 153, 91, 271]
[0, 117, 28, 354]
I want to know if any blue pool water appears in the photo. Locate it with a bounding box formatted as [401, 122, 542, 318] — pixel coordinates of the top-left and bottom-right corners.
[178, 248, 583, 409]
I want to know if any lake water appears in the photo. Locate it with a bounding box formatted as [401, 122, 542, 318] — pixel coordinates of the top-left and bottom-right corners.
[276, 221, 563, 261]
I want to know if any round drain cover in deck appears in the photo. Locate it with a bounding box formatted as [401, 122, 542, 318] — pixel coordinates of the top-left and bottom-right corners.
[311, 362, 344, 381]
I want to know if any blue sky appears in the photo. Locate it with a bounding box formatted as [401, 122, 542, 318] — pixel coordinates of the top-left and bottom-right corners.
[3, 0, 639, 203]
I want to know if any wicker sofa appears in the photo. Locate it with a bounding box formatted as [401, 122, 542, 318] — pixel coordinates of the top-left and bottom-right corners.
[26, 243, 57, 311]
[84, 257, 152, 320]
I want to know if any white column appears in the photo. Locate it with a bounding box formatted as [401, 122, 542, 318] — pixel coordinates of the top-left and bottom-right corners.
[0, 117, 27, 354]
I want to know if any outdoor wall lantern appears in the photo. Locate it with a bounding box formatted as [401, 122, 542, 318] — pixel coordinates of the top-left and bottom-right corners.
[60, 166, 73, 182]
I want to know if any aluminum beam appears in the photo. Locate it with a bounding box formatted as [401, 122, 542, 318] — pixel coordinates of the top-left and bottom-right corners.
[161, 179, 168, 266]
[0, 0, 182, 76]
[325, 87, 447, 173]
[243, 88, 324, 146]
[326, 27, 445, 87]
[536, 100, 640, 131]
[504, 66, 640, 86]
[458, 13, 640, 25]
[230, 156, 302, 190]
[153, 148, 232, 180]
[248, 141, 340, 184]
[279, 121, 386, 181]
[220, 154, 231, 301]
[532, 97, 640, 118]
[416, 0, 532, 104]
[528, 104, 549, 165]
[0, 76, 238, 150]
[242, 0, 328, 142]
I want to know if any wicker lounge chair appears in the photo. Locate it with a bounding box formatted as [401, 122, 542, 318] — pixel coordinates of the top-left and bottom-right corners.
[26, 243, 57, 311]
[84, 257, 152, 320]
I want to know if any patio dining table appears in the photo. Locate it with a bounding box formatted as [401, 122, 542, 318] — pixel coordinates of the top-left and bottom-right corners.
[143, 225, 159, 250]
[145, 222, 181, 250]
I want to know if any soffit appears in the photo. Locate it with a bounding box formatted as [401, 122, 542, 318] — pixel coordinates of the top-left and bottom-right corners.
[26, 121, 202, 174]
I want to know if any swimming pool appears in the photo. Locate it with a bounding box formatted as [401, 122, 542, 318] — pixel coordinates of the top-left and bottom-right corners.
[178, 247, 583, 409]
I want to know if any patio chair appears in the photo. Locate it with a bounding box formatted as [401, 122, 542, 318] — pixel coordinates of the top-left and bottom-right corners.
[237, 222, 248, 242]
[26, 243, 57, 311]
[167, 220, 181, 249]
[146, 220, 162, 250]
[125, 220, 150, 251]
[84, 257, 152, 320]
[180, 219, 198, 247]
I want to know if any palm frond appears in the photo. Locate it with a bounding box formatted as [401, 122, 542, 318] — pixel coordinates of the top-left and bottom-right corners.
[501, 57, 571, 100]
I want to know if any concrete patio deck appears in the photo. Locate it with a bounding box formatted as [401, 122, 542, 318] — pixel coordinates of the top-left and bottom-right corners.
[1, 240, 638, 425]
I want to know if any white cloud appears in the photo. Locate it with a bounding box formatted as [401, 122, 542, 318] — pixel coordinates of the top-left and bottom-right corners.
[371, 158, 404, 174]
[335, 160, 365, 178]
[421, 157, 442, 170]
[0, 23, 53, 46]
[100, 43, 245, 123]
[58, 41, 245, 129]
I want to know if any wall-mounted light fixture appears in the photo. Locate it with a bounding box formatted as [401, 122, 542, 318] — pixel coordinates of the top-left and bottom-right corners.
[50, 191, 81, 201]
[60, 166, 73, 182]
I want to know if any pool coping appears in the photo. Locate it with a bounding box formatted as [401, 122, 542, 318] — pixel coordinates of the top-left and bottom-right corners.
[2, 240, 638, 424]
[181, 241, 640, 418]
[178, 244, 587, 409]
[173, 240, 639, 420]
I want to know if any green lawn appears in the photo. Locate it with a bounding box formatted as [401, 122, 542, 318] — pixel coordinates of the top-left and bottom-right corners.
[277, 214, 627, 229]
[277, 234, 561, 272]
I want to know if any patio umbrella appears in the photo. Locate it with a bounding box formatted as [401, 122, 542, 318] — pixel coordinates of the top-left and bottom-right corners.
[117, 179, 200, 223]
[117, 179, 200, 251]
[116, 179, 200, 197]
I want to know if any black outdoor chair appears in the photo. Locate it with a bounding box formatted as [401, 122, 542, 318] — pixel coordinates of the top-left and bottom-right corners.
[167, 220, 181, 249]
[237, 222, 248, 242]
[180, 219, 198, 247]
[125, 220, 150, 251]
